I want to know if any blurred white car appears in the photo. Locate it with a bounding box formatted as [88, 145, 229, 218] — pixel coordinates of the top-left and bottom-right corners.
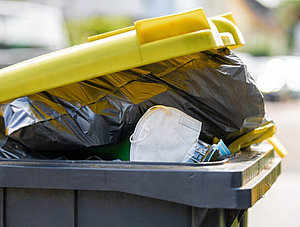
[237, 52, 300, 101]
[0, 1, 69, 68]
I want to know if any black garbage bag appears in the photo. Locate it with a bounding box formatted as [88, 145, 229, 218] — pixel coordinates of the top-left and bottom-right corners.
[0, 48, 268, 152]
[0, 130, 106, 160]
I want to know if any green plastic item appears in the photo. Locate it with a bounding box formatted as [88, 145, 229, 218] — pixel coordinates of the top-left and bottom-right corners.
[92, 140, 131, 161]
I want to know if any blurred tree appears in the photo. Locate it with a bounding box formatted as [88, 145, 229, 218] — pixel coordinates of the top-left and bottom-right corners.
[276, 1, 300, 54]
[66, 16, 133, 45]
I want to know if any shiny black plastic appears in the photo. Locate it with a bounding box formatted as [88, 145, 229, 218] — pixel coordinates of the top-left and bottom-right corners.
[0, 48, 267, 153]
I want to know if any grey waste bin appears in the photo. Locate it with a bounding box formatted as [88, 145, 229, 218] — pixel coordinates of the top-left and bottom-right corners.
[0, 143, 280, 227]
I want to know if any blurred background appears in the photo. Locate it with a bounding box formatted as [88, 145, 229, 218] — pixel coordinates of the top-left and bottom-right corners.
[0, 0, 299, 226]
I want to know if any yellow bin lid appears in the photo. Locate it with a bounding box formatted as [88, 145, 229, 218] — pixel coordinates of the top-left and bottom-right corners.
[0, 8, 245, 103]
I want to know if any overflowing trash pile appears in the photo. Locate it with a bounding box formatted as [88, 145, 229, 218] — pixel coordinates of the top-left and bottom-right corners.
[0, 9, 281, 162]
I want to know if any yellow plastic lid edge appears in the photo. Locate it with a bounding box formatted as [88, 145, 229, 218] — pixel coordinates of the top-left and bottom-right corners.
[135, 8, 210, 45]
[87, 8, 211, 44]
[0, 9, 246, 102]
[87, 9, 244, 51]
[210, 14, 245, 48]
[88, 26, 135, 42]
[140, 29, 221, 64]
[267, 136, 288, 158]
[218, 12, 238, 25]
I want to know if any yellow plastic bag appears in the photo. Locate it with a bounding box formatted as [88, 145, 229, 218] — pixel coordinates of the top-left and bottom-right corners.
[227, 122, 287, 158]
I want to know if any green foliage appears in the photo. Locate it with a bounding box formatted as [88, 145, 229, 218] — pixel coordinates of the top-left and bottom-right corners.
[66, 16, 133, 45]
[239, 43, 272, 56]
[276, 0, 300, 53]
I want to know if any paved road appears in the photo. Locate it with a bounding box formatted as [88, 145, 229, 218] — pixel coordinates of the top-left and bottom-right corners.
[249, 100, 300, 227]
